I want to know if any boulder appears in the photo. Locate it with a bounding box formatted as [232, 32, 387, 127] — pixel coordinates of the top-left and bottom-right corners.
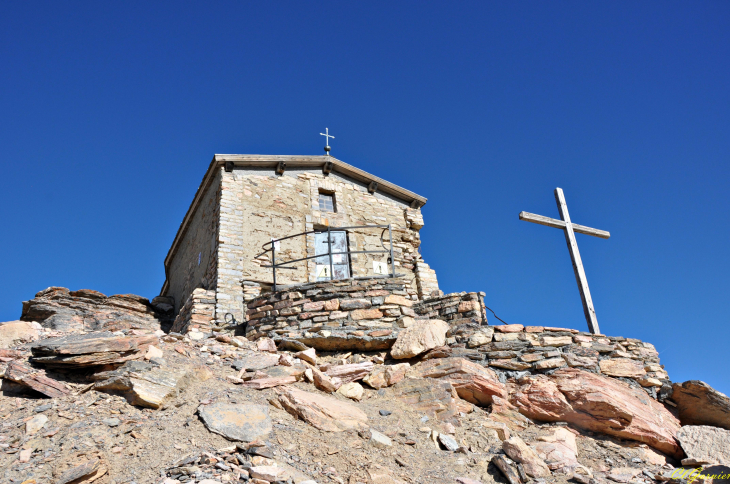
[492, 454, 522, 484]
[199, 402, 272, 442]
[534, 427, 579, 470]
[0, 321, 40, 348]
[676, 425, 730, 465]
[467, 328, 494, 348]
[362, 363, 410, 389]
[672, 380, 730, 430]
[92, 360, 196, 408]
[30, 332, 157, 368]
[249, 466, 289, 482]
[502, 436, 551, 477]
[409, 357, 507, 406]
[276, 387, 368, 432]
[338, 382, 364, 401]
[390, 319, 449, 359]
[20, 287, 169, 332]
[509, 368, 682, 458]
[295, 347, 317, 365]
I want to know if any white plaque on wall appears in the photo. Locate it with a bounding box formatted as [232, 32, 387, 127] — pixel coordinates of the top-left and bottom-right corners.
[373, 261, 388, 274]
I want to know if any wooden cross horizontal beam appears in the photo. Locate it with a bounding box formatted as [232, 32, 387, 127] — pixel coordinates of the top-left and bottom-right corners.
[519, 212, 611, 239]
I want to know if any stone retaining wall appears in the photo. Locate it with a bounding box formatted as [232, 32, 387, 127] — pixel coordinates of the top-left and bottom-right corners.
[245, 276, 417, 350]
[244, 277, 670, 399]
[444, 322, 670, 399]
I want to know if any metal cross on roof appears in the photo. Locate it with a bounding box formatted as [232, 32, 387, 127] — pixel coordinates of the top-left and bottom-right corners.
[519, 188, 610, 334]
[320, 128, 334, 155]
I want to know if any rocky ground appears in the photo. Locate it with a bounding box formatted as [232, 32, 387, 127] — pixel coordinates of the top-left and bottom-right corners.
[0, 291, 729, 484]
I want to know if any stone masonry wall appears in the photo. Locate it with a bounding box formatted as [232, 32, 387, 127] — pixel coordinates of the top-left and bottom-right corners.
[215, 167, 440, 328]
[414, 291, 488, 324]
[245, 276, 416, 350]
[245, 277, 669, 400]
[166, 170, 220, 315]
[169, 288, 216, 334]
[444, 322, 669, 399]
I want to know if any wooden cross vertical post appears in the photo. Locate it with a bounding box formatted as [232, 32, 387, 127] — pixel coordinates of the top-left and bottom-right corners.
[519, 188, 610, 334]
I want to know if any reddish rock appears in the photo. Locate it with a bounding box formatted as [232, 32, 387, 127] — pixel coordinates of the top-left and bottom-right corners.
[276, 387, 368, 432]
[495, 324, 524, 333]
[30, 332, 157, 368]
[393, 378, 459, 423]
[350, 308, 383, 320]
[599, 358, 646, 378]
[362, 363, 410, 389]
[534, 427, 579, 470]
[3, 360, 70, 398]
[503, 435, 551, 477]
[256, 338, 277, 353]
[324, 361, 374, 384]
[409, 357, 507, 406]
[509, 369, 682, 458]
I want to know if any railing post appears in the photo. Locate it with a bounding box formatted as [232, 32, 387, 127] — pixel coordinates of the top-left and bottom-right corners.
[327, 226, 334, 281]
[272, 241, 277, 292]
[389, 224, 395, 277]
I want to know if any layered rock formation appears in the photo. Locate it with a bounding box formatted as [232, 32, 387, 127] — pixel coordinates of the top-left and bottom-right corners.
[20, 287, 173, 332]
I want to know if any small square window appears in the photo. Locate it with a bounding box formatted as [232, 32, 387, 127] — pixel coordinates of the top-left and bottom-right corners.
[319, 192, 336, 212]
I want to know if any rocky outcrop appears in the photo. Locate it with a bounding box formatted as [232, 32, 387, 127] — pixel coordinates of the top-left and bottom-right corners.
[276, 387, 368, 432]
[21, 287, 171, 332]
[509, 368, 682, 458]
[391, 319, 449, 359]
[30, 332, 157, 368]
[409, 357, 507, 405]
[671, 380, 730, 430]
[676, 425, 730, 465]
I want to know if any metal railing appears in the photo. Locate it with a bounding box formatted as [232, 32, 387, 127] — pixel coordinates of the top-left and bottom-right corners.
[254, 224, 396, 291]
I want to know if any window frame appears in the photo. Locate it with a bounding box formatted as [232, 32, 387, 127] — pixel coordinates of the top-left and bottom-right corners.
[318, 190, 337, 213]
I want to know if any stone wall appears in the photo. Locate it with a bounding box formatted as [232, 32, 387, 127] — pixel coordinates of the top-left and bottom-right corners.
[443, 323, 669, 399]
[414, 291, 488, 324]
[169, 288, 216, 334]
[244, 277, 670, 400]
[214, 167, 440, 326]
[245, 276, 417, 350]
[166, 170, 220, 315]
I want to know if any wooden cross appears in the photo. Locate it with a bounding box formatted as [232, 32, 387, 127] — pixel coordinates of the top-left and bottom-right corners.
[519, 188, 610, 334]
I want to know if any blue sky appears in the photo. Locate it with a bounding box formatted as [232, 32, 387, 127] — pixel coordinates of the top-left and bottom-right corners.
[1, 2, 728, 394]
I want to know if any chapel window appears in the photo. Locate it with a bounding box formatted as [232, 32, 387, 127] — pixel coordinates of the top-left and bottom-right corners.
[318, 191, 336, 213]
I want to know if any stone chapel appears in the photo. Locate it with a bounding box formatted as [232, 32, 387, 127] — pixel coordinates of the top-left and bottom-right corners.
[159, 154, 440, 330]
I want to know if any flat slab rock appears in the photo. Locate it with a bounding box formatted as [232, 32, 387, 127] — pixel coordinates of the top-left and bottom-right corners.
[20, 286, 170, 332]
[393, 377, 459, 424]
[677, 425, 730, 465]
[199, 402, 272, 442]
[92, 360, 196, 408]
[3, 360, 70, 398]
[231, 353, 280, 372]
[672, 380, 730, 430]
[31, 332, 156, 368]
[276, 387, 368, 432]
[294, 332, 397, 351]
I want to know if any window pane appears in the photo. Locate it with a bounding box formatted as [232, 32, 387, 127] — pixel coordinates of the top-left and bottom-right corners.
[319, 193, 335, 212]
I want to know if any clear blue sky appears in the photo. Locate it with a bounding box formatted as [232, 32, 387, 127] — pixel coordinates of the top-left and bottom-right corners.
[1, 2, 728, 394]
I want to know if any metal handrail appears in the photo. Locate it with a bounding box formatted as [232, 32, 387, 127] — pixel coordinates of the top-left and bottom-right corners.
[254, 224, 396, 291]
